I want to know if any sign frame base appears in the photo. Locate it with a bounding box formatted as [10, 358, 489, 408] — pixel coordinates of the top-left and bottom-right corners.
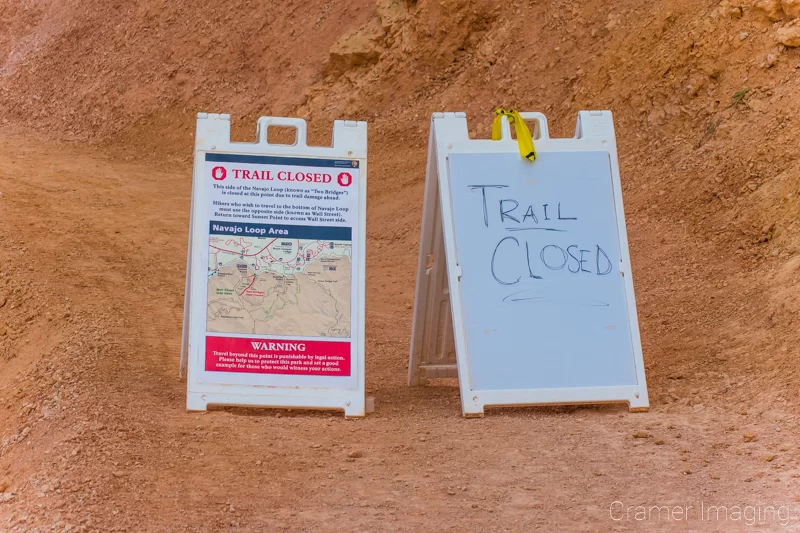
[186, 391, 367, 418]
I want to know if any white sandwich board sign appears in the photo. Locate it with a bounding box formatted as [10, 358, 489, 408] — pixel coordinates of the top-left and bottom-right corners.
[182, 114, 367, 417]
[409, 111, 648, 417]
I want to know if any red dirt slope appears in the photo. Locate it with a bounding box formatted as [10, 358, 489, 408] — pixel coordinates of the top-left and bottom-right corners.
[1, 0, 800, 531]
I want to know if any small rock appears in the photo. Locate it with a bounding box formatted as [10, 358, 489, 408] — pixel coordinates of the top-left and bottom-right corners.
[739, 31, 749, 40]
[376, 0, 408, 31]
[728, 5, 743, 18]
[655, 440, 665, 445]
[683, 468, 692, 475]
[327, 18, 385, 75]
[762, 454, 778, 462]
[744, 433, 758, 442]
[777, 22, 800, 47]
[0, 493, 14, 503]
[754, 0, 784, 21]
[0, 480, 9, 492]
[647, 107, 666, 126]
[112, 471, 126, 478]
[758, 52, 779, 68]
[782, 0, 800, 19]
[347, 450, 363, 459]
[605, 13, 621, 31]
[633, 431, 650, 439]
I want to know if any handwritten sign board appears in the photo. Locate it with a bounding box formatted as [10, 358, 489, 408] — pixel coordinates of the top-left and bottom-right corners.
[409, 111, 648, 416]
[182, 114, 367, 417]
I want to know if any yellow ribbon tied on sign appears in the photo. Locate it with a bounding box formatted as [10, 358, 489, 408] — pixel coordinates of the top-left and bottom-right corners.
[492, 109, 537, 162]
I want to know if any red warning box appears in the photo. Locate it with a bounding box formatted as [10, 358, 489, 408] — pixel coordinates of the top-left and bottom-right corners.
[205, 336, 351, 376]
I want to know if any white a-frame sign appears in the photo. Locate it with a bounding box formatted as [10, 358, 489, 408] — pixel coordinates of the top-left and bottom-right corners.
[409, 111, 648, 417]
[182, 114, 367, 417]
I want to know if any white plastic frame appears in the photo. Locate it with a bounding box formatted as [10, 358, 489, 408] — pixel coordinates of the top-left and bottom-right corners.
[409, 111, 649, 417]
[181, 114, 368, 417]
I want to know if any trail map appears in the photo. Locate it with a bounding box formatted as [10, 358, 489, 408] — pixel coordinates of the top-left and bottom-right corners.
[207, 234, 351, 338]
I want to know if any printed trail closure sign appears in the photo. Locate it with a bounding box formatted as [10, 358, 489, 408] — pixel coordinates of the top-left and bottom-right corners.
[182, 114, 367, 417]
[409, 111, 648, 417]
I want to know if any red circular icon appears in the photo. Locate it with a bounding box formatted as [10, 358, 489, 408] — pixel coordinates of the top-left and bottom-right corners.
[337, 172, 352, 187]
[212, 166, 227, 180]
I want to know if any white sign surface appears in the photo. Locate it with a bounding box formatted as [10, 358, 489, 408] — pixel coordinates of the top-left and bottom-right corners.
[199, 154, 360, 387]
[183, 115, 367, 417]
[448, 151, 636, 391]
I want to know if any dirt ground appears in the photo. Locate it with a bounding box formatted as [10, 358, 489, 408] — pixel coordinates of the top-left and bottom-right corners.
[1, 0, 800, 531]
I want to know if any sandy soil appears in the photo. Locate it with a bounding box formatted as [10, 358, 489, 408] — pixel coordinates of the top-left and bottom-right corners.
[1, 0, 800, 531]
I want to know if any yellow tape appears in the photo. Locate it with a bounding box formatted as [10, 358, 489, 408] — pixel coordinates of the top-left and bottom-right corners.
[492, 109, 537, 161]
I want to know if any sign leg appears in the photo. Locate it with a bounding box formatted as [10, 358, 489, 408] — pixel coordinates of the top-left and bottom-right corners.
[409, 122, 458, 385]
[344, 402, 366, 418]
[186, 392, 209, 412]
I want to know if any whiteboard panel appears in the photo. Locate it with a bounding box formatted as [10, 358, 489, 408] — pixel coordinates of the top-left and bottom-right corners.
[447, 151, 638, 392]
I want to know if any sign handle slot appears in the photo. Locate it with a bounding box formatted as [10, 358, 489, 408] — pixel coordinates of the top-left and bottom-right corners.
[256, 116, 308, 146]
